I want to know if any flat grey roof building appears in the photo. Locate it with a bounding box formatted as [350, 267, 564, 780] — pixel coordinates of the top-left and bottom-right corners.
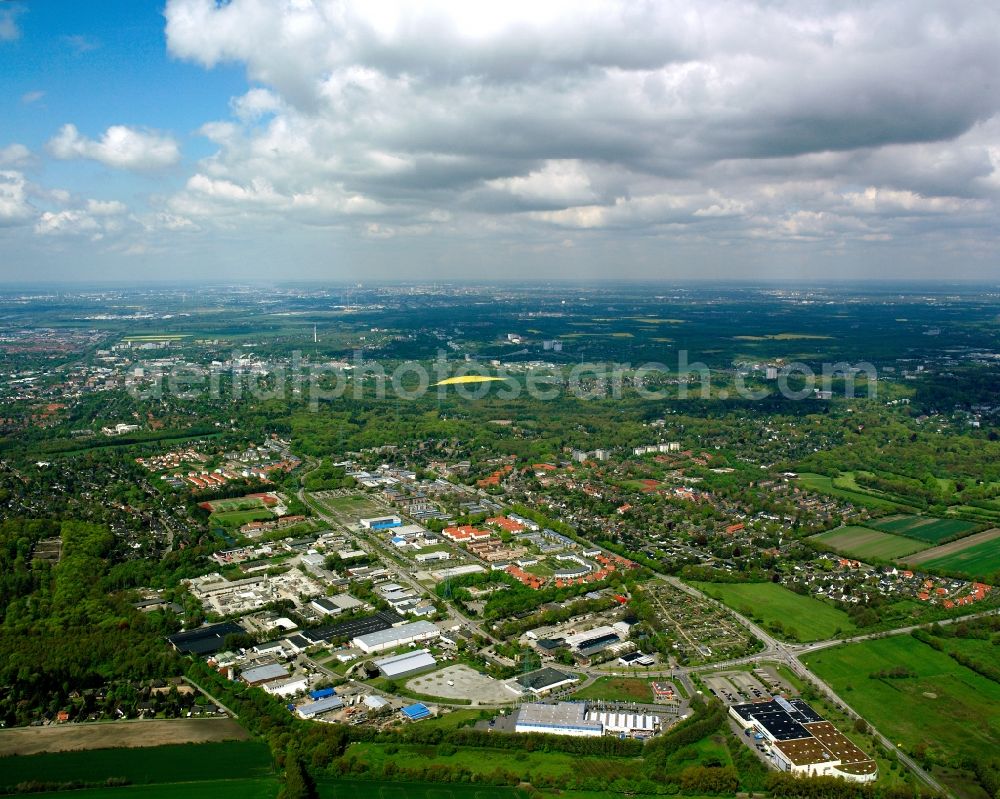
[352, 620, 440, 653]
[241, 663, 288, 685]
[515, 702, 603, 737]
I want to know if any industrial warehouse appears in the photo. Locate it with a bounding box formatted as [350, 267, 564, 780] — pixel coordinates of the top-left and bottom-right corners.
[514, 702, 660, 738]
[514, 667, 579, 696]
[373, 648, 437, 679]
[729, 698, 877, 782]
[351, 620, 441, 654]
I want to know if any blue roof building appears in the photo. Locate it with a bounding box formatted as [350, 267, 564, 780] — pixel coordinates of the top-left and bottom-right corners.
[401, 703, 432, 721]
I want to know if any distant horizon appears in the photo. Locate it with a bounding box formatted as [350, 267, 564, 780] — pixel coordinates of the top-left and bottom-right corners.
[0, 277, 998, 291]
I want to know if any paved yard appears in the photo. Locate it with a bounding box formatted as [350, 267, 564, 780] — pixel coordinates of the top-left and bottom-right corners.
[407, 664, 518, 704]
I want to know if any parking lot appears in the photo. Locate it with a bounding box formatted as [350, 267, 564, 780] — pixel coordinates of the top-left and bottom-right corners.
[406, 664, 518, 705]
[702, 671, 771, 705]
[751, 665, 796, 696]
[729, 715, 777, 767]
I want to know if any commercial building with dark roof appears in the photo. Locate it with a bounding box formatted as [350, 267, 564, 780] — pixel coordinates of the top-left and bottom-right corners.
[515, 667, 579, 695]
[167, 621, 245, 655]
[729, 698, 877, 783]
[301, 610, 402, 644]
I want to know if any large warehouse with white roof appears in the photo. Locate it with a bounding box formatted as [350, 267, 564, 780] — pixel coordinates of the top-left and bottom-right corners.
[515, 702, 603, 737]
[374, 648, 437, 678]
[352, 620, 441, 653]
[514, 702, 660, 738]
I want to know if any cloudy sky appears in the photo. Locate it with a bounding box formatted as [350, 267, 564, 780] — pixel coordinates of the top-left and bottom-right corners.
[2, 0, 1000, 283]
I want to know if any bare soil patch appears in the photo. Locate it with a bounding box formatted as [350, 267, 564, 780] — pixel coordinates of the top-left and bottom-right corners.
[0, 718, 248, 757]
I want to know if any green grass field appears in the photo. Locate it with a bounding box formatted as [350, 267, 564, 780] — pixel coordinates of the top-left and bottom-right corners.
[315, 494, 385, 518]
[917, 535, 1000, 580]
[573, 677, 653, 702]
[344, 742, 644, 784]
[210, 508, 275, 528]
[318, 779, 528, 799]
[797, 473, 905, 510]
[804, 635, 1000, 797]
[524, 561, 555, 577]
[833, 472, 919, 506]
[322, 495, 379, 512]
[692, 581, 856, 642]
[869, 514, 978, 543]
[809, 525, 930, 560]
[28, 779, 278, 799]
[211, 496, 270, 512]
[411, 709, 484, 731]
[27, 778, 536, 799]
[0, 741, 273, 791]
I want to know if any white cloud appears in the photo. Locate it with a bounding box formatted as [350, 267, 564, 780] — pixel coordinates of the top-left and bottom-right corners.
[34, 203, 131, 239]
[0, 7, 22, 42]
[0, 144, 31, 167]
[173, 171, 386, 224]
[842, 187, 987, 216]
[155, 0, 1000, 257]
[48, 124, 181, 170]
[4, 0, 989, 277]
[145, 212, 200, 232]
[86, 199, 128, 216]
[486, 161, 598, 207]
[63, 34, 100, 54]
[0, 171, 34, 225]
[231, 88, 283, 121]
[35, 210, 104, 237]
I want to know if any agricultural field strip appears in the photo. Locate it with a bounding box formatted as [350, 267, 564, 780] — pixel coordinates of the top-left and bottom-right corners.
[0, 740, 272, 788]
[24, 778, 279, 799]
[0, 718, 249, 757]
[903, 527, 1000, 565]
[869, 514, 979, 544]
[809, 525, 930, 559]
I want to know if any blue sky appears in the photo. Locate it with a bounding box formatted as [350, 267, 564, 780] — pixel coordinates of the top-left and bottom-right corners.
[2, 1, 1000, 283]
[3, 1, 241, 198]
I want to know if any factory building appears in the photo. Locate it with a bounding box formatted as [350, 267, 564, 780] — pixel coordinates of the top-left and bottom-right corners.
[514, 702, 603, 737]
[240, 662, 288, 686]
[374, 648, 437, 678]
[297, 695, 344, 718]
[359, 516, 402, 530]
[729, 698, 877, 782]
[515, 667, 579, 696]
[585, 710, 660, 736]
[352, 620, 441, 654]
[262, 676, 308, 698]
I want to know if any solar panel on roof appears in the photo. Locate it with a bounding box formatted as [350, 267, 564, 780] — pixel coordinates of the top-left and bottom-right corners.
[775, 696, 795, 713]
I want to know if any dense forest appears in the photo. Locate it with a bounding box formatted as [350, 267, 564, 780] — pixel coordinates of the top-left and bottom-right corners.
[0, 519, 182, 726]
